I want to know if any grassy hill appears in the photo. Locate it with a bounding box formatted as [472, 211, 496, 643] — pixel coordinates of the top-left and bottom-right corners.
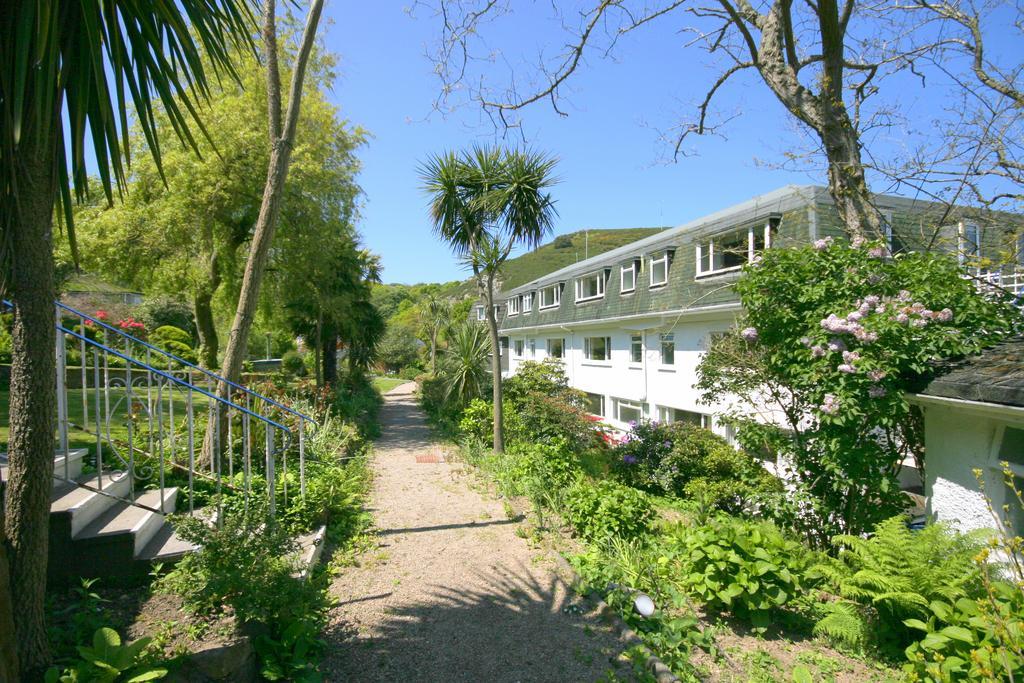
[444, 227, 667, 296]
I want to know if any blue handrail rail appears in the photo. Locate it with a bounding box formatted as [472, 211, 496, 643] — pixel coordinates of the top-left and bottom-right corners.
[58, 324, 292, 433]
[53, 300, 315, 424]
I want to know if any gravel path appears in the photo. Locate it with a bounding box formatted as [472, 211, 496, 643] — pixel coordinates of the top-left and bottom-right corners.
[323, 382, 629, 682]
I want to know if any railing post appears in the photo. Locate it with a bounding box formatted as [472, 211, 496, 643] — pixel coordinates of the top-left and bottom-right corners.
[266, 426, 275, 519]
[55, 307, 70, 480]
[299, 419, 306, 501]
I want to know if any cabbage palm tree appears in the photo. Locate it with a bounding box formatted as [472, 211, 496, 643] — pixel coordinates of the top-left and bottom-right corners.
[440, 322, 491, 407]
[422, 293, 454, 374]
[0, 2, 253, 676]
[421, 146, 559, 452]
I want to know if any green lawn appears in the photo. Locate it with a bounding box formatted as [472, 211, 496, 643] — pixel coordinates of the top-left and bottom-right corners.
[0, 387, 210, 456]
[373, 377, 406, 394]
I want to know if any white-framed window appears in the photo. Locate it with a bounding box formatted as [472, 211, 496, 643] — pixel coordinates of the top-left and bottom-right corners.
[547, 338, 564, 359]
[507, 297, 519, 316]
[539, 284, 561, 309]
[522, 292, 533, 313]
[615, 398, 644, 424]
[583, 336, 611, 362]
[528, 339, 536, 357]
[475, 306, 485, 321]
[621, 262, 636, 293]
[650, 253, 670, 287]
[575, 271, 605, 302]
[514, 339, 524, 357]
[584, 392, 605, 417]
[960, 222, 980, 264]
[630, 335, 643, 364]
[660, 333, 675, 366]
[696, 218, 777, 277]
[657, 406, 710, 428]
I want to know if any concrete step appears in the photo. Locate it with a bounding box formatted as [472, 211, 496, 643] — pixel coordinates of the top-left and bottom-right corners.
[0, 448, 88, 485]
[75, 488, 178, 556]
[51, 471, 131, 536]
[137, 521, 198, 563]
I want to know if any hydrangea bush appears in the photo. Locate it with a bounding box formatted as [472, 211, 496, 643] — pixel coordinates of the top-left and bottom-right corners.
[697, 238, 1020, 546]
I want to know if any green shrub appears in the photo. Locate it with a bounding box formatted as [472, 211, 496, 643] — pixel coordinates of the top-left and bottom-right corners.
[666, 515, 812, 632]
[812, 516, 989, 656]
[399, 365, 421, 380]
[614, 420, 780, 512]
[281, 350, 307, 377]
[902, 579, 1024, 681]
[137, 297, 195, 339]
[510, 439, 581, 493]
[162, 504, 330, 677]
[458, 398, 492, 443]
[562, 479, 653, 541]
[503, 360, 607, 452]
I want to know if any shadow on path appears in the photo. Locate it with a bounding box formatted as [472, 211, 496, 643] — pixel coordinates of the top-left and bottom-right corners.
[323, 563, 622, 682]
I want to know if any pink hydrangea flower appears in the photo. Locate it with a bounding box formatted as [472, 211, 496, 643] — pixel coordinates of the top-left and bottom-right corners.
[868, 246, 886, 258]
[895, 313, 909, 324]
[842, 350, 861, 363]
[868, 369, 887, 382]
[811, 345, 826, 358]
[813, 237, 834, 250]
[937, 308, 953, 322]
[827, 338, 847, 352]
[868, 386, 886, 398]
[837, 363, 856, 373]
[740, 327, 759, 342]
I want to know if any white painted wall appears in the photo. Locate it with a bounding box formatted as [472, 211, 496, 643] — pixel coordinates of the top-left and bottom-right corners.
[503, 315, 735, 436]
[922, 402, 1023, 534]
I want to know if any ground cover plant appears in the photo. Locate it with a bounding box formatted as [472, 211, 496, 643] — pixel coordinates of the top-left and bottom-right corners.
[436, 351, 1024, 681]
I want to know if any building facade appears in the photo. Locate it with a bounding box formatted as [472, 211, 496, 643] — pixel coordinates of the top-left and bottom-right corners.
[480, 185, 1023, 442]
[910, 337, 1024, 534]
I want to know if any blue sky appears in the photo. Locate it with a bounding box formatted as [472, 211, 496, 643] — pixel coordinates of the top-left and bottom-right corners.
[319, 3, 1016, 284]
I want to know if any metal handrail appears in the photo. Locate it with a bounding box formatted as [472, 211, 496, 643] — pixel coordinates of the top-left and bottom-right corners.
[58, 325, 291, 432]
[53, 300, 316, 424]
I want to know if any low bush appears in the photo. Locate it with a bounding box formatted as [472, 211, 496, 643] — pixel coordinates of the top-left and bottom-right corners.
[45, 627, 167, 683]
[812, 516, 990, 657]
[561, 479, 653, 541]
[664, 514, 813, 632]
[281, 350, 307, 377]
[613, 420, 780, 512]
[162, 505, 330, 678]
[503, 360, 608, 452]
[903, 579, 1024, 681]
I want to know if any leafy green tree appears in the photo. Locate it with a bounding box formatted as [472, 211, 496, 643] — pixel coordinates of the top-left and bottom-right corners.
[698, 237, 1021, 547]
[421, 146, 559, 452]
[69, 41, 365, 369]
[0, 1, 252, 675]
[376, 327, 421, 375]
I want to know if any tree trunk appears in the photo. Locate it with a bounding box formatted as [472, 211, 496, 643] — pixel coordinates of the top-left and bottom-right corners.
[429, 330, 438, 374]
[4, 141, 58, 677]
[194, 287, 219, 369]
[216, 0, 325, 390]
[483, 276, 504, 453]
[314, 311, 323, 389]
[322, 322, 338, 386]
[820, 113, 881, 240]
[0, 529, 18, 682]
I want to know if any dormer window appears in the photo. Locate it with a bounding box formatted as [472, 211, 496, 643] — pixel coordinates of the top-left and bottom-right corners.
[522, 292, 533, 313]
[959, 222, 980, 264]
[507, 297, 519, 316]
[650, 252, 671, 288]
[575, 271, 605, 303]
[621, 261, 637, 293]
[539, 284, 561, 309]
[696, 217, 778, 278]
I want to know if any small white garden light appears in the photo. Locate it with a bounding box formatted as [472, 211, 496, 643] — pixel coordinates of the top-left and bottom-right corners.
[633, 592, 656, 617]
[609, 582, 657, 618]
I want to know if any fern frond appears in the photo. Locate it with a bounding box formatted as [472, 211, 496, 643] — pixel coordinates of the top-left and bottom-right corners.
[813, 601, 869, 650]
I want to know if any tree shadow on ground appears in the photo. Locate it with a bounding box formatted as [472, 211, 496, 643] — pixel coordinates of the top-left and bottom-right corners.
[322, 561, 633, 682]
